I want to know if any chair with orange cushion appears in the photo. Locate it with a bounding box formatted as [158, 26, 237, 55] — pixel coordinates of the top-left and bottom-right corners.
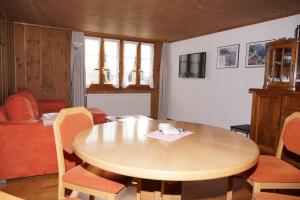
[0, 191, 24, 200]
[53, 107, 128, 200]
[254, 192, 300, 200]
[247, 112, 300, 196]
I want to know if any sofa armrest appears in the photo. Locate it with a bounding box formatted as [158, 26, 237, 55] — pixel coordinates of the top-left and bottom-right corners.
[0, 121, 76, 180]
[38, 100, 67, 114]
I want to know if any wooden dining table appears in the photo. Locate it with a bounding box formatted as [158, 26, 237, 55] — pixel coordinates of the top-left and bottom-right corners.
[73, 116, 259, 200]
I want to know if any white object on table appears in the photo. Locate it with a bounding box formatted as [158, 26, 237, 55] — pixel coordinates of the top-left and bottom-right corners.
[41, 112, 58, 126]
[158, 123, 180, 135]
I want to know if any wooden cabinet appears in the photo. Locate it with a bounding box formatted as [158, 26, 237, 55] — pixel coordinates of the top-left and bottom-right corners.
[249, 89, 300, 166]
[264, 39, 300, 91]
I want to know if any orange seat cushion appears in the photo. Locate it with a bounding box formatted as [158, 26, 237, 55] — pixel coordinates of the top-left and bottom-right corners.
[255, 192, 300, 200]
[17, 89, 39, 119]
[249, 155, 300, 183]
[63, 165, 125, 194]
[0, 106, 7, 122]
[4, 95, 35, 121]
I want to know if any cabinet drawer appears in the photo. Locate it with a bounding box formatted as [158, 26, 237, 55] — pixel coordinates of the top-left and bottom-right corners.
[282, 96, 300, 110]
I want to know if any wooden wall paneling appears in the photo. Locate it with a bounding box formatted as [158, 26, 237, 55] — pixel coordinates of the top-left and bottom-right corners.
[0, 4, 14, 105]
[52, 29, 71, 104]
[25, 26, 42, 99]
[9, 22, 16, 94]
[14, 24, 26, 90]
[0, 36, 3, 104]
[7, 21, 14, 95]
[3, 14, 7, 100]
[14, 24, 71, 105]
[41, 28, 54, 99]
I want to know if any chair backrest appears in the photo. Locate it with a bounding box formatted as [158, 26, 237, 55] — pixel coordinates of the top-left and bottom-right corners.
[276, 112, 300, 158]
[53, 107, 93, 174]
[0, 191, 24, 200]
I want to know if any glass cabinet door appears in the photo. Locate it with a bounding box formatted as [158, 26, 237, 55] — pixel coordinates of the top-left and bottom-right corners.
[274, 48, 283, 82]
[264, 40, 299, 91]
[267, 48, 274, 82]
[282, 48, 292, 83]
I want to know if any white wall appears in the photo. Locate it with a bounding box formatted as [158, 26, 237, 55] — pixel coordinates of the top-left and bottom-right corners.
[87, 93, 151, 116]
[167, 14, 300, 129]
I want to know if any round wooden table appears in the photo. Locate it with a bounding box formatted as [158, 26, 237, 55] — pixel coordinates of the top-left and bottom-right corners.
[73, 116, 259, 200]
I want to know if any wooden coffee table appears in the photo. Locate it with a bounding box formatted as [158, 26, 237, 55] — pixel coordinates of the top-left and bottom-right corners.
[73, 116, 259, 200]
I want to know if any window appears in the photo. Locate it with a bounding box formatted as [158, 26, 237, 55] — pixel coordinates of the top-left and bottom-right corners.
[103, 39, 120, 88]
[123, 41, 138, 88]
[84, 36, 155, 90]
[84, 37, 100, 87]
[140, 43, 154, 87]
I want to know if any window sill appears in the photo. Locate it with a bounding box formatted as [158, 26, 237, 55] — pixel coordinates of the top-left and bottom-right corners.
[86, 84, 154, 94]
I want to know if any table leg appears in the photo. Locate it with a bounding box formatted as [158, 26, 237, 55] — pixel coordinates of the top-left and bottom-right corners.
[226, 176, 233, 200]
[138, 179, 161, 200]
[161, 181, 182, 200]
[138, 180, 182, 200]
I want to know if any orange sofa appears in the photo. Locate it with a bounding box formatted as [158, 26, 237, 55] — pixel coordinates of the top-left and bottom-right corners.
[0, 89, 106, 180]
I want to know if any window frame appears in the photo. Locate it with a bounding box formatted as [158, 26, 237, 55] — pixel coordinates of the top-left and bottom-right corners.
[85, 35, 156, 92]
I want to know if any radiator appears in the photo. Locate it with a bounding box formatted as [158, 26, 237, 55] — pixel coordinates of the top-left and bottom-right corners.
[86, 93, 151, 116]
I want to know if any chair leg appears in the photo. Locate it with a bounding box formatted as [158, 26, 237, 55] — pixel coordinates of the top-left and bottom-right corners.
[226, 176, 233, 200]
[252, 182, 261, 196]
[89, 195, 95, 200]
[107, 194, 116, 200]
[58, 181, 65, 200]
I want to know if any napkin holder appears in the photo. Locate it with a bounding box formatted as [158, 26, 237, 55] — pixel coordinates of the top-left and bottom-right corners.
[158, 123, 180, 135]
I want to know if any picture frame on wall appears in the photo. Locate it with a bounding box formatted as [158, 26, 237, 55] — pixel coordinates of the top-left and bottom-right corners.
[245, 40, 274, 68]
[216, 44, 239, 69]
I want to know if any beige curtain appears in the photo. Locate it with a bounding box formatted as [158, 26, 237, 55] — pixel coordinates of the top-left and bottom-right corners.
[71, 31, 85, 107]
[158, 43, 169, 119]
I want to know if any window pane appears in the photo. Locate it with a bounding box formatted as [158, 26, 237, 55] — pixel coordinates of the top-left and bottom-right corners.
[104, 39, 120, 87]
[123, 41, 138, 87]
[140, 43, 154, 87]
[85, 37, 100, 87]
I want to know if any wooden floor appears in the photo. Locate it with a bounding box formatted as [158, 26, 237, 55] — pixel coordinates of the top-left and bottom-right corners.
[1, 174, 299, 200]
[0, 174, 254, 200]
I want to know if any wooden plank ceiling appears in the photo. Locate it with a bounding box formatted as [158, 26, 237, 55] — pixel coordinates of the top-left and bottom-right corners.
[1, 0, 300, 42]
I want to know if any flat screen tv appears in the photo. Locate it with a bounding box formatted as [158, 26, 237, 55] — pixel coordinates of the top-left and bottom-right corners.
[179, 52, 206, 78]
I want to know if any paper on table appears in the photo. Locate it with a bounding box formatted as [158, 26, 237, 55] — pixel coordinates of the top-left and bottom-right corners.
[146, 130, 193, 142]
[41, 112, 58, 126]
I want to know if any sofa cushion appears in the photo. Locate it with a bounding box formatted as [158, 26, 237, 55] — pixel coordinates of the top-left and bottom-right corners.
[87, 108, 107, 124]
[17, 89, 39, 119]
[4, 95, 35, 121]
[0, 106, 7, 122]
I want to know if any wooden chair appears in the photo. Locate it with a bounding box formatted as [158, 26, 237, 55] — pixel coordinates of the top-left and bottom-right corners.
[0, 191, 24, 200]
[53, 107, 127, 200]
[247, 112, 300, 196]
[254, 192, 300, 200]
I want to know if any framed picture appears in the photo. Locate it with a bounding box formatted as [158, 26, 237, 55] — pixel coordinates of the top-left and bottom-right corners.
[0, 10, 4, 45]
[217, 44, 239, 69]
[245, 40, 274, 68]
